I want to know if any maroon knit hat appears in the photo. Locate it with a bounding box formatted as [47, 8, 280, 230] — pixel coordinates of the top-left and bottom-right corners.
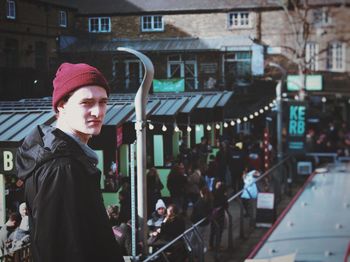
[52, 62, 110, 111]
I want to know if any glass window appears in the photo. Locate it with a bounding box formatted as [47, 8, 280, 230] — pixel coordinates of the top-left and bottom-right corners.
[327, 42, 345, 72]
[228, 12, 250, 28]
[6, 0, 16, 19]
[313, 8, 331, 26]
[88, 17, 111, 33]
[59, 11, 67, 27]
[141, 15, 164, 32]
[306, 42, 319, 71]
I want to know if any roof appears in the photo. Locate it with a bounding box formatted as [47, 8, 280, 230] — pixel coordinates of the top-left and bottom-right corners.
[0, 110, 54, 142]
[75, 0, 271, 15]
[74, 0, 349, 15]
[252, 162, 350, 261]
[62, 36, 254, 53]
[40, 0, 77, 9]
[0, 91, 233, 143]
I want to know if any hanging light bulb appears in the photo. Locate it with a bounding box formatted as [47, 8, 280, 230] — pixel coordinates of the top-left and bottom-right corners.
[215, 123, 220, 129]
[259, 109, 264, 114]
[254, 112, 259, 117]
[223, 122, 228, 128]
[206, 124, 212, 131]
[174, 124, 180, 132]
[269, 102, 274, 107]
[243, 117, 248, 122]
[236, 118, 241, 124]
[249, 114, 254, 119]
[230, 120, 235, 126]
[149, 123, 154, 130]
[322, 97, 327, 103]
[187, 125, 192, 132]
[162, 124, 167, 132]
[264, 106, 269, 111]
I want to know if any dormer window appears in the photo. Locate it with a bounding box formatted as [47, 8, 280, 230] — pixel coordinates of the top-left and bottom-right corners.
[228, 12, 251, 29]
[6, 0, 16, 20]
[141, 15, 164, 32]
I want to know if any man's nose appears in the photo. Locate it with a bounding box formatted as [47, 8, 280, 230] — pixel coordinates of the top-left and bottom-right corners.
[90, 103, 101, 117]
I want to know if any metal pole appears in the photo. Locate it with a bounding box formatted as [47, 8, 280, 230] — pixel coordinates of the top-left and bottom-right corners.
[267, 62, 286, 162]
[117, 47, 154, 256]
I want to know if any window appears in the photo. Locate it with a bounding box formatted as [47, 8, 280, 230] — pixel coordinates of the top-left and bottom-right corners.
[59, 11, 67, 27]
[167, 54, 198, 89]
[224, 51, 252, 87]
[88, 17, 111, 33]
[327, 42, 345, 72]
[141, 15, 164, 32]
[228, 12, 250, 28]
[306, 42, 319, 71]
[6, 0, 16, 19]
[313, 8, 331, 26]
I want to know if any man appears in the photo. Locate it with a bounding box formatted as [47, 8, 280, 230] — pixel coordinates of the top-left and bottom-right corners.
[0, 213, 21, 256]
[16, 63, 124, 262]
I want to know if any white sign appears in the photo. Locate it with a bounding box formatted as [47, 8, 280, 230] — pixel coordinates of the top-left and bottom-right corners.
[257, 193, 275, 209]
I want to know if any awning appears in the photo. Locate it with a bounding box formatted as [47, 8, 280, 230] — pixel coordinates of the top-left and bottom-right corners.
[62, 36, 254, 53]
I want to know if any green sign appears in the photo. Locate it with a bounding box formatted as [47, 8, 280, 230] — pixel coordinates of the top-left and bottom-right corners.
[153, 79, 185, 93]
[287, 75, 322, 91]
[286, 101, 307, 153]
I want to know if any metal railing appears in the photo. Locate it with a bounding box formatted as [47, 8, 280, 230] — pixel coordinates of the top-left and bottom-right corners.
[144, 155, 296, 262]
[0, 244, 32, 262]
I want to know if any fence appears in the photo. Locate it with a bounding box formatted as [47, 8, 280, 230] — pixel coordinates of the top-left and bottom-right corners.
[144, 155, 297, 262]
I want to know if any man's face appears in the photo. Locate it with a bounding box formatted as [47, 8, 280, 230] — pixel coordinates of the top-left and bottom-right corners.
[157, 207, 166, 216]
[57, 86, 108, 142]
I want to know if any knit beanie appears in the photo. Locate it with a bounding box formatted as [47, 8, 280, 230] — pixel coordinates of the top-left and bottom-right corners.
[52, 62, 110, 112]
[155, 199, 166, 210]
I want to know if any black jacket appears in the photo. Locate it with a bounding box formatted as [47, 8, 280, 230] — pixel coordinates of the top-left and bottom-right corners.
[16, 125, 123, 262]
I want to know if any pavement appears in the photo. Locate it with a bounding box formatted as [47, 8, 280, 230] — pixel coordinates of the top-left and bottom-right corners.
[201, 178, 305, 262]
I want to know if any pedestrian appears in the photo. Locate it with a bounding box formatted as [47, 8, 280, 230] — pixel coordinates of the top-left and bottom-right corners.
[16, 62, 124, 262]
[0, 212, 21, 256]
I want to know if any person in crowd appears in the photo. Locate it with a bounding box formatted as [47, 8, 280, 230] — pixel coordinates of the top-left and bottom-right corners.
[229, 142, 246, 193]
[206, 154, 218, 191]
[167, 162, 188, 214]
[8, 203, 30, 253]
[187, 162, 206, 205]
[106, 205, 119, 227]
[209, 181, 228, 252]
[216, 141, 230, 184]
[117, 189, 131, 225]
[148, 204, 187, 261]
[147, 199, 167, 233]
[113, 220, 133, 256]
[146, 167, 164, 217]
[16, 62, 123, 262]
[196, 137, 211, 166]
[0, 212, 21, 256]
[241, 168, 260, 218]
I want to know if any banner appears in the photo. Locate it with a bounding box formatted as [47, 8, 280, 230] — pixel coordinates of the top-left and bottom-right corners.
[153, 78, 185, 93]
[286, 101, 308, 154]
[287, 75, 322, 91]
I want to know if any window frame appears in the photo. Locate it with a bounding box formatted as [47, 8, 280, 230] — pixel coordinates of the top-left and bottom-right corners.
[228, 12, 251, 29]
[141, 15, 164, 32]
[313, 7, 331, 27]
[327, 41, 346, 72]
[88, 17, 111, 33]
[59, 10, 67, 28]
[6, 0, 16, 20]
[306, 42, 319, 71]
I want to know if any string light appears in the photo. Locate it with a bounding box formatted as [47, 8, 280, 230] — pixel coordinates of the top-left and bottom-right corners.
[236, 118, 241, 124]
[264, 106, 269, 110]
[174, 124, 180, 132]
[215, 123, 220, 129]
[230, 120, 235, 126]
[259, 109, 264, 114]
[162, 124, 167, 132]
[243, 117, 248, 122]
[149, 123, 154, 130]
[187, 125, 192, 132]
[249, 114, 254, 119]
[254, 112, 259, 117]
[206, 124, 212, 131]
[223, 122, 228, 128]
[322, 97, 327, 103]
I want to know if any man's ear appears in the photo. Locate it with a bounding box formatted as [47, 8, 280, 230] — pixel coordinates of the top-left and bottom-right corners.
[56, 100, 66, 113]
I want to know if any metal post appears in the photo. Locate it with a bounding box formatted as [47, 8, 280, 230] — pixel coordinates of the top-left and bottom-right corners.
[117, 47, 154, 256]
[276, 80, 283, 162]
